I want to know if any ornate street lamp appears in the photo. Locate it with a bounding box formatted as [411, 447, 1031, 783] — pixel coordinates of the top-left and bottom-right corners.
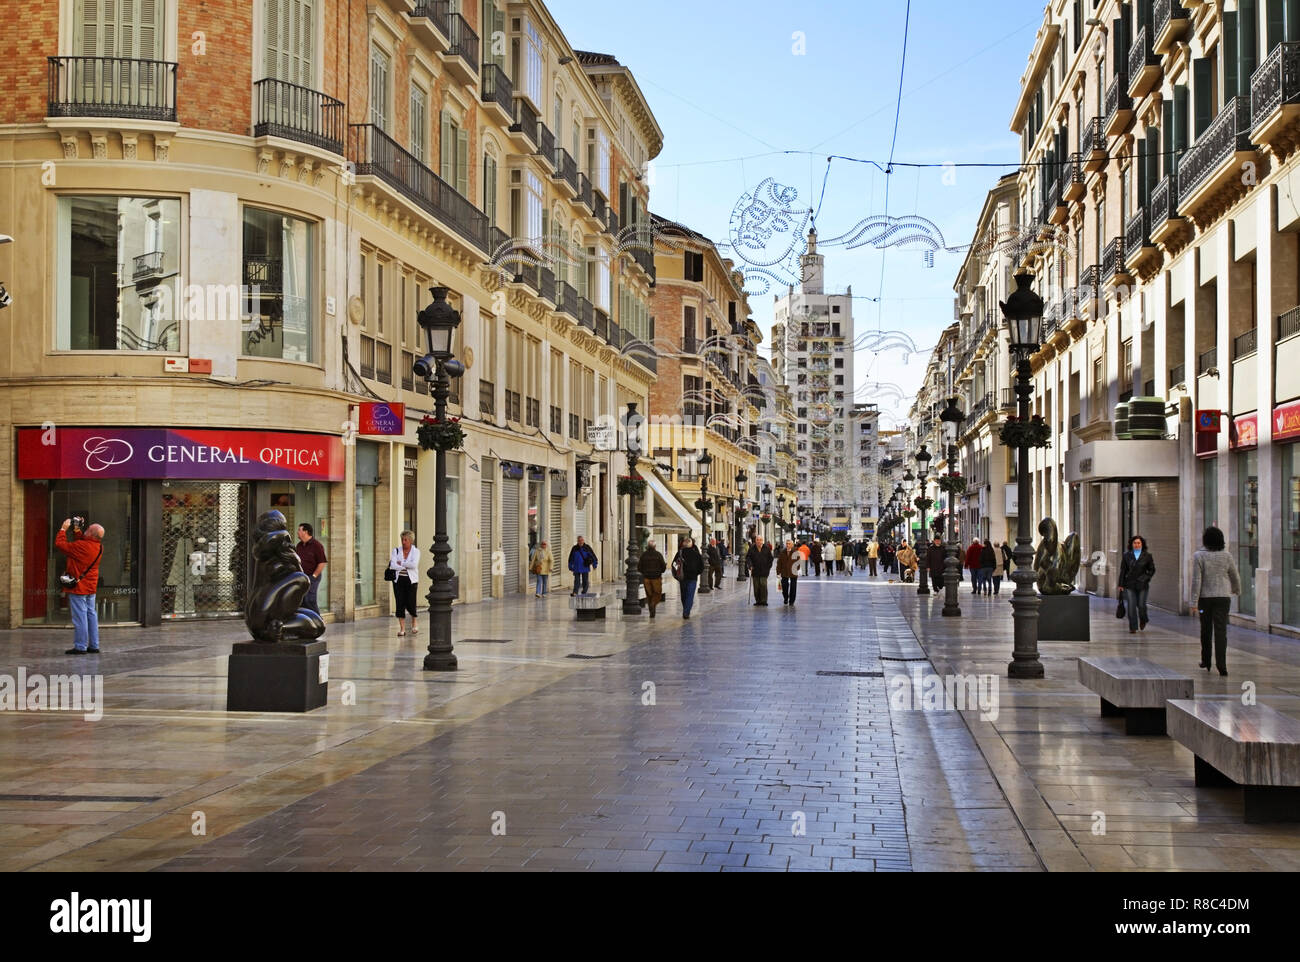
[622, 401, 644, 616]
[762, 482, 772, 542]
[940, 397, 966, 617]
[1002, 272, 1046, 678]
[915, 444, 932, 596]
[696, 448, 713, 594]
[414, 286, 464, 672]
[735, 468, 749, 579]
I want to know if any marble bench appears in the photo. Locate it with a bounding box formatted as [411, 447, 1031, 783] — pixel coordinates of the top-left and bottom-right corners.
[1077, 657, 1194, 735]
[570, 594, 608, 621]
[1167, 700, 1300, 823]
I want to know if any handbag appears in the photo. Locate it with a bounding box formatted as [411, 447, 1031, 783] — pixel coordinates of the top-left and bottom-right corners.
[671, 555, 684, 581]
[1116, 597, 1126, 619]
[384, 567, 397, 582]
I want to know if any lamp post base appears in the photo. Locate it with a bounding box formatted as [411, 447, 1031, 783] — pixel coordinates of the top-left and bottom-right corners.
[1007, 658, 1045, 679]
[423, 651, 459, 671]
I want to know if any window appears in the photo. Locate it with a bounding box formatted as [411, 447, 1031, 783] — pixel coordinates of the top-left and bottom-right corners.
[264, 0, 314, 85]
[684, 250, 704, 282]
[76, 0, 166, 59]
[376, 259, 386, 336]
[514, 168, 543, 242]
[410, 84, 428, 163]
[57, 195, 182, 352]
[242, 207, 315, 362]
[483, 153, 498, 226]
[369, 47, 390, 131]
[440, 110, 469, 196]
[1122, 338, 1133, 393]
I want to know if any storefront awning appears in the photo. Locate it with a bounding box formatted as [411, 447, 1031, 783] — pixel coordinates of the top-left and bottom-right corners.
[643, 467, 701, 534]
[1065, 439, 1181, 484]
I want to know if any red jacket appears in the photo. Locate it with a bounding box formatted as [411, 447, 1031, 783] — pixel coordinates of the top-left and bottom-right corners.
[964, 543, 984, 570]
[55, 529, 103, 596]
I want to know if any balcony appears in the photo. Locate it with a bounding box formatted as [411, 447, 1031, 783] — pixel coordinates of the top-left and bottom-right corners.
[1081, 117, 1106, 172]
[1280, 305, 1300, 341]
[1233, 327, 1258, 360]
[132, 249, 165, 283]
[578, 297, 595, 331]
[592, 191, 607, 226]
[1149, 173, 1184, 244]
[539, 266, 556, 305]
[407, 1, 451, 51]
[252, 78, 344, 155]
[1170, 363, 1186, 387]
[1198, 347, 1218, 375]
[536, 122, 556, 172]
[1251, 41, 1300, 151]
[1124, 208, 1156, 273]
[556, 280, 579, 319]
[1077, 265, 1101, 319]
[509, 97, 538, 149]
[348, 123, 488, 254]
[606, 208, 620, 238]
[439, 13, 479, 84]
[552, 147, 578, 195]
[1178, 97, 1256, 219]
[1102, 236, 1128, 285]
[1153, 0, 1190, 56]
[1105, 71, 1134, 136]
[479, 63, 513, 125]
[594, 309, 609, 342]
[47, 56, 177, 123]
[1128, 25, 1160, 99]
[575, 172, 594, 215]
[1046, 176, 1067, 225]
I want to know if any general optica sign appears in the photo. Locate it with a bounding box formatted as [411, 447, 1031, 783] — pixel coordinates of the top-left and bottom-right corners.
[359, 402, 405, 436]
[16, 427, 345, 481]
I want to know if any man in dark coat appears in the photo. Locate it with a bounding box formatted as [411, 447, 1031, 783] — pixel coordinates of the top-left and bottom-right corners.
[672, 535, 706, 618]
[638, 542, 667, 617]
[926, 535, 947, 594]
[746, 535, 775, 606]
[809, 539, 823, 577]
[706, 537, 724, 589]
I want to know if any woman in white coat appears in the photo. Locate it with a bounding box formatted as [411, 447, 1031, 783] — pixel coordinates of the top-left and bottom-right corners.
[389, 530, 421, 635]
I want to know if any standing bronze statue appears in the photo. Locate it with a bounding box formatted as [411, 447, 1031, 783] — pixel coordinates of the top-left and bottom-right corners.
[1033, 517, 1081, 595]
[244, 510, 326, 642]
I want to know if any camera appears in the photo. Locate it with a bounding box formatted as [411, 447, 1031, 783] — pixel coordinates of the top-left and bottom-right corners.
[68, 514, 88, 541]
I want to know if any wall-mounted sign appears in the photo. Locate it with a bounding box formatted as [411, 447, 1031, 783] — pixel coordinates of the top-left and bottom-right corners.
[1196, 409, 1222, 432]
[17, 427, 345, 481]
[1231, 413, 1258, 450]
[585, 424, 615, 450]
[359, 402, 404, 436]
[1273, 399, 1300, 443]
[1004, 483, 1019, 516]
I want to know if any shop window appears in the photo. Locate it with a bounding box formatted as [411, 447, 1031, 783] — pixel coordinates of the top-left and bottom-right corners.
[57, 195, 182, 352]
[242, 206, 316, 362]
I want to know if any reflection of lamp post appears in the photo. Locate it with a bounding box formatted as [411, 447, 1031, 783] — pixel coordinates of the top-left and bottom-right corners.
[915, 444, 932, 596]
[940, 397, 966, 617]
[1003, 272, 1046, 678]
[414, 286, 464, 672]
[697, 449, 713, 594]
[622, 402, 643, 616]
[735, 469, 749, 581]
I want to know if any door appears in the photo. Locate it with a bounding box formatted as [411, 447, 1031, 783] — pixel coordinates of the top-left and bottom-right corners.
[480, 480, 494, 599]
[501, 478, 521, 594]
[549, 495, 563, 575]
[263, 0, 317, 132]
[161, 481, 247, 619]
[1138, 480, 1180, 612]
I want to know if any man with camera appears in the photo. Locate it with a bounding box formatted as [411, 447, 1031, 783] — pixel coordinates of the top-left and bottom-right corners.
[55, 517, 106, 654]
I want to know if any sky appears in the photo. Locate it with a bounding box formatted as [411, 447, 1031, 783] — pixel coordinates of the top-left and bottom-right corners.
[547, 0, 1046, 429]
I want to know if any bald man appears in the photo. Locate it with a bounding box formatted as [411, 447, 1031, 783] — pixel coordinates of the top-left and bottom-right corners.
[56, 519, 105, 654]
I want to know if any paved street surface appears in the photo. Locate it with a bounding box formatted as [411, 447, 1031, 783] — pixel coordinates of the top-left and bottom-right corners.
[0, 570, 1297, 871]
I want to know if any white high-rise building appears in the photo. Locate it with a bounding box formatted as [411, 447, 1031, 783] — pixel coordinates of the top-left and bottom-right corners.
[771, 229, 865, 536]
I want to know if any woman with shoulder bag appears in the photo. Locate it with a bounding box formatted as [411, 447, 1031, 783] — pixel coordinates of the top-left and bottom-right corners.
[388, 530, 420, 636]
[1191, 526, 1241, 676]
[529, 540, 553, 597]
[1117, 535, 1156, 634]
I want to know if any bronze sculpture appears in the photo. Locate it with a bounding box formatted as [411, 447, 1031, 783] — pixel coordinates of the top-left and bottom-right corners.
[244, 510, 326, 642]
[1033, 517, 1081, 595]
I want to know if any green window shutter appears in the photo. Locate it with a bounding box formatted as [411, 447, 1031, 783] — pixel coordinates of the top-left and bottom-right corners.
[1161, 100, 1173, 178]
[440, 111, 454, 183]
[1268, 0, 1286, 50]
[1145, 129, 1158, 202]
[1239, 0, 1258, 93]
[1193, 60, 1213, 139]
[1288, 0, 1300, 43]
[456, 127, 469, 195]
[1224, 12, 1239, 103]
[266, 0, 283, 78]
[121, 0, 136, 58]
[494, 8, 506, 67]
[1112, 19, 1123, 76]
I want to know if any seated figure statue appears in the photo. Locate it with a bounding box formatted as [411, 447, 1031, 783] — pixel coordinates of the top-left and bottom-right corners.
[1033, 517, 1081, 595]
[244, 510, 326, 642]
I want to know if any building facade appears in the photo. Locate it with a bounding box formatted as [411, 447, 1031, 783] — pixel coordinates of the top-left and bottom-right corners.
[0, 0, 662, 627]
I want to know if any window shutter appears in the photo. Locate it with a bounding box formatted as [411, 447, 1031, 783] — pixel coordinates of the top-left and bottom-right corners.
[1239, 0, 1258, 94]
[1161, 99, 1173, 178]
[618, 182, 628, 221]
[1288, 0, 1300, 43]
[1192, 60, 1213, 139]
[121, 0, 136, 58]
[456, 126, 469, 196]
[266, 0, 283, 77]
[1268, 0, 1286, 50]
[1145, 129, 1158, 202]
[484, 155, 497, 225]
[494, 7, 506, 66]
[1073, 1, 1082, 50]
[440, 111, 454, 183]
[1224, 12, 1239, 103]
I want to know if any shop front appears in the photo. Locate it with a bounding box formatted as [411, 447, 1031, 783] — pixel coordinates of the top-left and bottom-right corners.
[17, 426, 344, 626]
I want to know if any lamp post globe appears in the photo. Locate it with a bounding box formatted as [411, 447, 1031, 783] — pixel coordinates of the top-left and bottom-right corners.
[1001, 272, 1046, 678]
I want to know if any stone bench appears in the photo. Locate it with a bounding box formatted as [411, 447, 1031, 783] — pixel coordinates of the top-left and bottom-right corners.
[1167, 699, 1300, 823]
[1077, 657, 1194, 735]
[570, 594, 608, 621]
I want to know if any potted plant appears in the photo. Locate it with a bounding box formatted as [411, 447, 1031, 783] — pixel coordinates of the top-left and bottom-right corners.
[617, 475, 647, 498]
[999, 414, 1052, 449]
[417, 415, 467, 452]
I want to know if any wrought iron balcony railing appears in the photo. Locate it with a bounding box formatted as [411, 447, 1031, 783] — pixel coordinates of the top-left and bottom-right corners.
[1251, 41, 1300, 126]
[1060, 153, 1083, 196]
[1081, 116, 1105, 156]
[1124, 209, 1149, 260]
[1180, 96, 1253, 198]
[412, 1, 451, 36]
[480, 62, 512, 116]
[556, 280, 578, 318]
[577, 171, 593, 211]
[1233, 327, 1258, 359]
[1102, 236, 1125, 281]
[1197, 347, 1218, 375]
[536, 122, 555, 166]
[1170, 363, 1186, 385]
[578, 296, 594, 331]
[253, 77, 344, 153]
[512, 97, 538, 145]
[445, 13, 479, 73]
[539, 266, 556, 303]
[1128, 24, 1158, 85]
[47, 56, 177, 121]
[1279, 305, 1300, 341]
[1105, 71, 1132, 128]
[132, 250, 165, 282]
[1151, 173, 1178, 231]
[1154, 0, 1189, 44]
[552, 147, 578, 190]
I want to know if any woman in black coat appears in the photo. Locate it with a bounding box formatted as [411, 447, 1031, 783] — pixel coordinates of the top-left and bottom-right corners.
[1117, 534, 1156, 634]
[672, 536, 706, 619]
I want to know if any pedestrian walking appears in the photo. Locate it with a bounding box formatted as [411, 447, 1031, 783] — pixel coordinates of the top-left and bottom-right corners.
[979, 539, 996, 597]
[832, 540, 843, 576]
[1117, 534, 1155, 634]
[926, 535, 946, 594]
[964, 538, 985, 595]
[776, 539, 804, 606]
[746, 536, 775, 606]
[672, 535, 706, 619]
[1191, 526, 1241, 676]
[388, 530, 421, 635]
[810, 539, 823, 577]
[991, 541, 1005, 595]
[294, 523, 328, 614]
[528, 539, 553, 597]
[706, 537, 724, 589]
[867, 539, 879, 577]
[638, 541, 667, 618]
[1000, 540, 1015, 586]
[881, 541, 896, 575]
[56, 517, 105, 654]
[896, 541, 918, 582]
[567, 535, 598, 595]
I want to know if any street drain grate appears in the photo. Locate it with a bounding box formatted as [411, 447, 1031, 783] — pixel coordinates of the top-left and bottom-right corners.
[816, 670, 884, 677]
[878, 657, 930, 662]
[0, 793, 162, 803]
[458, 638, 511, 644]
[566, 653, 614, 659]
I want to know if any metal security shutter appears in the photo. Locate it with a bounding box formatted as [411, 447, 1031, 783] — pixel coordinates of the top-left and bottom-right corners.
[480, 480, 494, 599]
[549, 496, 563, 575]
[575, 504, 587, 543]
[1138, 480, 1180, 611]
[502, 479, 520, 594]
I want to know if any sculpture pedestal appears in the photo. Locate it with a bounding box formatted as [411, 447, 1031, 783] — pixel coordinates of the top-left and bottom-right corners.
[227, 640, 329, 712]
[1038, 593, 1090, 642]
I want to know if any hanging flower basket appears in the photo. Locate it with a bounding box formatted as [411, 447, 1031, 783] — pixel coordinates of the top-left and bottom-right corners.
[999, 414, 1052, 449]
[937, 474, 967, 496]
[903, 509, 916, 518]
[617, 475, 647, 498]
[695, 498, 714, 512]
[913, 496, 934, 511]
[417, 415, 466, 452]
[760, 513, 772, 523]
